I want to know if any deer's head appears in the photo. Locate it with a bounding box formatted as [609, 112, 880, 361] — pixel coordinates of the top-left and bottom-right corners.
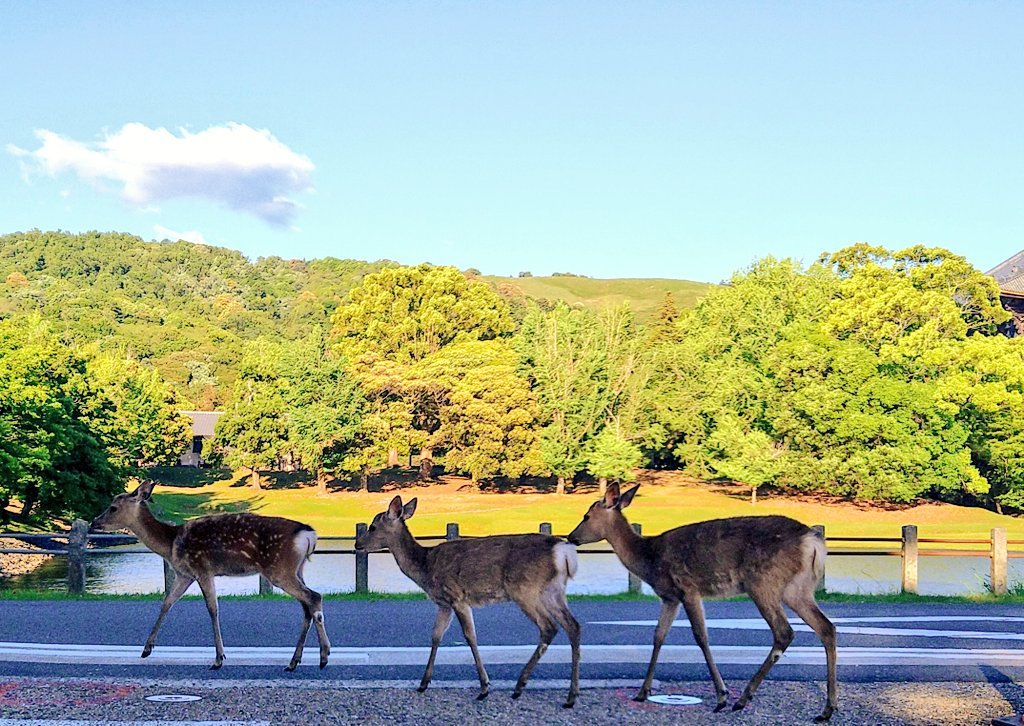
[91, 479, 156, 532]
[566, 483, 639, 545]
[355, 495, 417, 552]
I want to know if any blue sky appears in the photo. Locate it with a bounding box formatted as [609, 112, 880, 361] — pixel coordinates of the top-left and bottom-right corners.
[2, 2, 1022, 283]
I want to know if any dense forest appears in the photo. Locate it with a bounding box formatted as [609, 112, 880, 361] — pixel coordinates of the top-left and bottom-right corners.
[3, 230, 1024, 522]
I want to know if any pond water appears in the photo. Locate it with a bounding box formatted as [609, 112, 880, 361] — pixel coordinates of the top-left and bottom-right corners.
[4, 541, 1019, 597]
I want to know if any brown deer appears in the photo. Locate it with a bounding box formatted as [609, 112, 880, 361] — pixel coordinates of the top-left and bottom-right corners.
[354, 495, 581, 707]
[90, 479, 331, 671]
[567, 483, 837, 722]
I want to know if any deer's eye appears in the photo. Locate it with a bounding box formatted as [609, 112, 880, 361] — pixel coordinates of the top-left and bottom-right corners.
[109, 506, 119, 513]
[582, 514, 589, 521]
[368, 525, 376, 532]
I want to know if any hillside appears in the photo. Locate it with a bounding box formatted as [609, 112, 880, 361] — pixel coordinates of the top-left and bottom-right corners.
[0, 230, 711, 405]
[482, 274, 713, 323]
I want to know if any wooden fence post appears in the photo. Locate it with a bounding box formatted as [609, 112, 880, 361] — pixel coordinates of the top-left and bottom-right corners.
[446, 523, 460, 541]
[991, 527, 1008, 596]
[901, 525, 918, 595]
[539, 522, 552, 535]
[812, 524, 826, 595]
[355, 523, 368, 594]
[628, 523, 642, 594]
[66, 519, 88, 595]
[163, 559, 175, 595]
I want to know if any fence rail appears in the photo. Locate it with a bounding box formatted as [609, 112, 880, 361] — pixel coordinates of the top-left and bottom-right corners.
[0, 522, 1016, 597]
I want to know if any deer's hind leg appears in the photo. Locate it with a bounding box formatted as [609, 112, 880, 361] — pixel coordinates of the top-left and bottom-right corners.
[271, 568, 331, 670]
[552, 597, 581, 708]
[785, 593, 837, 722]
[511, 607, 557, 701]
[733, 589, 794, 712]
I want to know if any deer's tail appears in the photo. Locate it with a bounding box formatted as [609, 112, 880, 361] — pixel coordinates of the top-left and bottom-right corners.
[294, 523, 317, 561]
[553, 541, 579, 582]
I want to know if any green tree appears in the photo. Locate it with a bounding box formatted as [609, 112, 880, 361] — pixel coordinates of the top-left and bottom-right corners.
[285, 331, 369, 494]
[209, 338, 290, 489]
[420, 340, 543, 482]
[517, 303, 607, 493]
[585, 428, 643, 495]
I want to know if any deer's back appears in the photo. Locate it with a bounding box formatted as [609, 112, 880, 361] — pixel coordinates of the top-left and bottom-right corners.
[426, 533, 565, 607]
[653, 516, 814, 598]
[173, 513, 314, 577]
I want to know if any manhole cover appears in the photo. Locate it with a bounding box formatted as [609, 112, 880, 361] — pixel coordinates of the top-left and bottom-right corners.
[146, 694, 203, 703]
[648, 694, 703, 706]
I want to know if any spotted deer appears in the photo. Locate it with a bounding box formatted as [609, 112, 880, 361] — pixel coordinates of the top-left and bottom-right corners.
[568, 483, 837, 722]
[354, 495, 581, 707]
[90, 479, 331, 671]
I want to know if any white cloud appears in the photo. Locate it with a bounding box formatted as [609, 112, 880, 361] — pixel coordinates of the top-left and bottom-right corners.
[8, 123, 314, 227]
[154, 224, 209, 246]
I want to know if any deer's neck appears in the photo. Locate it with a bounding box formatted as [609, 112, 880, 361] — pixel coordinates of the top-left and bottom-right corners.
[388, 524, 430, 590]
[605, 515, 654, 582]
[132, 506, 180, 561]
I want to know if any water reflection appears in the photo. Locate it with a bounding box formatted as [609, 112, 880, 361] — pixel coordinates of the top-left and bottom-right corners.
[3, 543, 1018, 597]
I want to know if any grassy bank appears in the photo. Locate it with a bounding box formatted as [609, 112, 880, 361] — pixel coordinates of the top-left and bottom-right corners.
[136, 468, 1024, 546]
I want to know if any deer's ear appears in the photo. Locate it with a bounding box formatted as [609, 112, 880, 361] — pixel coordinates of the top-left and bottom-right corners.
[130, 479, 156, 501]
[617, 484, 640, 510]
[402, 497, 418, 521]
[603, 482, 621, 508]
[387, 495, 404, 520]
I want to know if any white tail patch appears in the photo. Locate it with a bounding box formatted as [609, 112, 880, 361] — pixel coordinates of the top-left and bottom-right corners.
[553, 542, 579, 582]
[803, 530, 827, 583]
[294, 529, 317, 561]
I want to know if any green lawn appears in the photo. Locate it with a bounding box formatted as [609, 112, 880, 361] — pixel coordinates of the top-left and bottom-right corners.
[140, 468, 1024, 549]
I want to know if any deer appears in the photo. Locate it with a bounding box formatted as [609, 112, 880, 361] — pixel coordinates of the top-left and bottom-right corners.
[90, 479, 331, 671]
[354, 495, 581, 708]
[567, 483, 837, 722]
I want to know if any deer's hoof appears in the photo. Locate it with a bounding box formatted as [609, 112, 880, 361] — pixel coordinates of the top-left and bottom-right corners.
[632, 692, 648, 703]
[732, 701, 747, 712]
[284, 663, 297, 673]
[813, 708, 834, 722]
[210, 663, 223, 671]
[713, 702, 729, 713]
[562, 698, 576, 709]
[141, 647, 152, 659]
[476, 692, 489, 701]
[511, 691, 522, 700]
[416, 685, 428, 693]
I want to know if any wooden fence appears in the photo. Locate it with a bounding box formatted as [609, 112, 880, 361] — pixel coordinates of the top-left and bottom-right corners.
[0, 521, 1017, 597]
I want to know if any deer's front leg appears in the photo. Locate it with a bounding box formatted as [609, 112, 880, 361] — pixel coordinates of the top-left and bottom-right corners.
[419, 605, 453, 692]
[142, 570, 195, 658]
[197, 576, 225, 669]
[453, 604, 489, 700]
[635, 598, 680, 702]
[682, 594, 728, 711]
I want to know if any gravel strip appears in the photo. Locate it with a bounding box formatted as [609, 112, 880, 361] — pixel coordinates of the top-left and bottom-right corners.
[0, 678, 1021, 725]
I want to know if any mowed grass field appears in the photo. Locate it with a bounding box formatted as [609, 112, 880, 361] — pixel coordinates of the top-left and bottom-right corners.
[481, 275, 714, 323]
[144, 469, 1024, 548]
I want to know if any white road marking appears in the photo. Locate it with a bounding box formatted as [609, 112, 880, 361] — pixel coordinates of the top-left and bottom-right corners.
[0, 675, 645, 691]
[589, 615, 1024, 640]
[2, 642, 1024, 667]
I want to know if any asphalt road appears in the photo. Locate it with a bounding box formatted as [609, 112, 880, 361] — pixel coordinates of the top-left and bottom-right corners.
[2, 598, 1024, 683]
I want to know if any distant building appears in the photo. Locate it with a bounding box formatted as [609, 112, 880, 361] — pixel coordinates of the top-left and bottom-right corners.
[179, 411, 225, 467]
[987, 252, 1024, 337]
